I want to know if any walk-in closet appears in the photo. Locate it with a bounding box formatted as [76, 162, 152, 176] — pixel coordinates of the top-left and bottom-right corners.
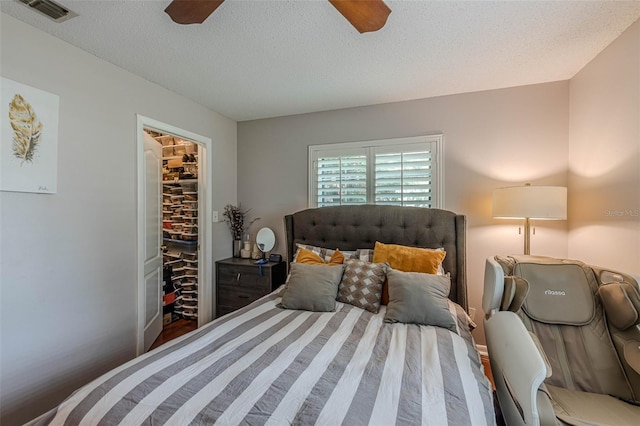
[147, 130, 200, 349]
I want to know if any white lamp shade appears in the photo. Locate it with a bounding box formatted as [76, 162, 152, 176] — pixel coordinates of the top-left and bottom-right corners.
[493, 185, 567, 220]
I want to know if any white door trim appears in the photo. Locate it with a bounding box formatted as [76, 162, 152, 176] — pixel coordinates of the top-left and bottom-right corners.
[136, 115, 213, 355]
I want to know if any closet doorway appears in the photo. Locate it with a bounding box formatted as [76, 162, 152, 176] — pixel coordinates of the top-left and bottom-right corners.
[136, 115, 213, 355]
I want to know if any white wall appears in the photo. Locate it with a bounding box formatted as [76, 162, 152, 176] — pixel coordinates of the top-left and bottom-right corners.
[568, 20, 640, 273]
[238, 81, 570, 344]
[0, 14, 237, 425]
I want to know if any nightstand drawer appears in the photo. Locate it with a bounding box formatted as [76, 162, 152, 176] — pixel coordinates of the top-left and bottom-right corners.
[216, 305, 238, 317]
[217, 286, 266, 310]
[218, 266, 271, 294]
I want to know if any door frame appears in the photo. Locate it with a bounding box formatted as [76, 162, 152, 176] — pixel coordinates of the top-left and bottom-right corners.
[136, 115, 213, 355]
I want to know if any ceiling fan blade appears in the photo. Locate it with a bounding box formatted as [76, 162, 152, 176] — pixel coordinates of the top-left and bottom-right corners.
[164, 0, 225, 25]
[328, 0, 391, 33]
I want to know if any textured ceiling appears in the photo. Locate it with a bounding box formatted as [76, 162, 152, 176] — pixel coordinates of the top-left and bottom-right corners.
[2, 0, 640, 121]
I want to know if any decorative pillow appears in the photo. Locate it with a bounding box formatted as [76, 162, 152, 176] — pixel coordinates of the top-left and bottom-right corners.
[294, 244, 355, 263]
[358, 246, 446, 275]
[279, 263, 345, 312]
[354, 248, 375, 262]
[295, 247, 344, 265]
[384, 269, 457, 333]
[328, 250, 345, 265]
[373, 242, 446, 274]
[337, 259, 388, 313]
[373, 241, 447, 304]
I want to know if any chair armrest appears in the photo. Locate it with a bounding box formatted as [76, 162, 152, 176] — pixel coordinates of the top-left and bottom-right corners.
[485, 311, 548, 426]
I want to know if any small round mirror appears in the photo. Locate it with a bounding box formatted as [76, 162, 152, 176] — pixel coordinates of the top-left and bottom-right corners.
[255, 227, 275, 253]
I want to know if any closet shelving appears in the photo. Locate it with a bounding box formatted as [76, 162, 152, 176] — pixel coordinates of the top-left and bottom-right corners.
[155, 133, 200, 323]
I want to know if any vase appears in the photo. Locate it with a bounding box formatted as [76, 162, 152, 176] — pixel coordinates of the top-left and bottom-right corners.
[233, 240, 242, 258]
[240, 240, 252, 258]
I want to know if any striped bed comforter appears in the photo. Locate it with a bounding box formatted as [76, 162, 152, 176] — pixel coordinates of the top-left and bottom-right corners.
[39, 288, 495, 426]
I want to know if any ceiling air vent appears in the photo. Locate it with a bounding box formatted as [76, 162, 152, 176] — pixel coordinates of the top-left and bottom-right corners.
[17, 0, 78, 23]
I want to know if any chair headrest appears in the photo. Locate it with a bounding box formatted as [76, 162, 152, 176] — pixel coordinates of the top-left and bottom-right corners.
[482, 257, 504, 314]
[502, 276, 529, 312]
[483, 257, 530, 315]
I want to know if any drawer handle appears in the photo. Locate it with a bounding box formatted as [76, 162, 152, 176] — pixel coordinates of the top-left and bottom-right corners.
[236, 273, 241, 281]
[238, 295, 250, 299]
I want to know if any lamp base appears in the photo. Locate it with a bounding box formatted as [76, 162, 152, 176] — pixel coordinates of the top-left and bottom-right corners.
[524, 218, 531, 255]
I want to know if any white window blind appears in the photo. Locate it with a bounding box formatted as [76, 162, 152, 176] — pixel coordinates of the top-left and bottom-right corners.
[316, 151, 367, 206]
[309, 135, 442, 208]
[374, 146, 433, 207]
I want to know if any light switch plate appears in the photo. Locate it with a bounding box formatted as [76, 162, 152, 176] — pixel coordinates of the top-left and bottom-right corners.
[212, 211, 219, 222]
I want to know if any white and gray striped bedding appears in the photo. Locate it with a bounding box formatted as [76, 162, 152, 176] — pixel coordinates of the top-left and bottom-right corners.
[39, 288, 495, 426]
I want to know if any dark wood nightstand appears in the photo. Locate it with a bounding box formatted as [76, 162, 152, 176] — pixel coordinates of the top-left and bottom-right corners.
[215, 258, 286, 317]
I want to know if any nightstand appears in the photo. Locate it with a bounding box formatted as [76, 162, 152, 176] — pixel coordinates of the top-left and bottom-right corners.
[215, 258, 286, 317]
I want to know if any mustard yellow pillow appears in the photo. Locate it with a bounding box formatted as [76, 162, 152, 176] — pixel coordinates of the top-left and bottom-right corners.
[328, 250, 345, 265]
[295, 248, 344, 265]
[373, 241, 446, 305]
[372, 242, 445, 274]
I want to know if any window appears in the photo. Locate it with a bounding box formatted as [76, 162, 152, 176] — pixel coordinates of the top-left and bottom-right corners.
[309, 135, 443, 208]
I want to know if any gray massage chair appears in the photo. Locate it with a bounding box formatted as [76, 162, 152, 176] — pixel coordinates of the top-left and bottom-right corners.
[483, 255, 640, 425]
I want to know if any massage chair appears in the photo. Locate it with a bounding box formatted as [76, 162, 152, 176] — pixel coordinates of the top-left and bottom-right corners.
[483, 255, 640, 425]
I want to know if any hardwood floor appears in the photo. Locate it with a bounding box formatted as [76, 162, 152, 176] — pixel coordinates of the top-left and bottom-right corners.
[480, 352, 495, 390]
[149, 318, 198, 351]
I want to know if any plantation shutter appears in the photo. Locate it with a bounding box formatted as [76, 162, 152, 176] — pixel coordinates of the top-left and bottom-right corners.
[373, 144, 435, 208]
[309, 135, 442, 208]
[315, 150, 367, 207]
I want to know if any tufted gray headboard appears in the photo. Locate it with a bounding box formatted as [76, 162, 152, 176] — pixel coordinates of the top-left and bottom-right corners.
[284, 205, 467, 311]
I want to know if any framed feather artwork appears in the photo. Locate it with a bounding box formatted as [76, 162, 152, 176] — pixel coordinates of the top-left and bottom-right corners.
[1, 77, 59, 194]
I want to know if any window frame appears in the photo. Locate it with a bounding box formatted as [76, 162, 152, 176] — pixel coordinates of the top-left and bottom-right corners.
[308, 134, 444, 208]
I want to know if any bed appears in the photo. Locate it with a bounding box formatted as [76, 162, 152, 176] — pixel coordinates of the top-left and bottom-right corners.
[36, 205, 494, 426]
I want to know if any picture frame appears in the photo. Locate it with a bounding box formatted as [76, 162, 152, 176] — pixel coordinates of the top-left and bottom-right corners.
[1, 77, 59, 194]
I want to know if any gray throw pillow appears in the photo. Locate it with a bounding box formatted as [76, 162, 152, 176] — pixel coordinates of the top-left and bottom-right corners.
[279, 263, 345, 312]
[384, 269, 457, 333]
